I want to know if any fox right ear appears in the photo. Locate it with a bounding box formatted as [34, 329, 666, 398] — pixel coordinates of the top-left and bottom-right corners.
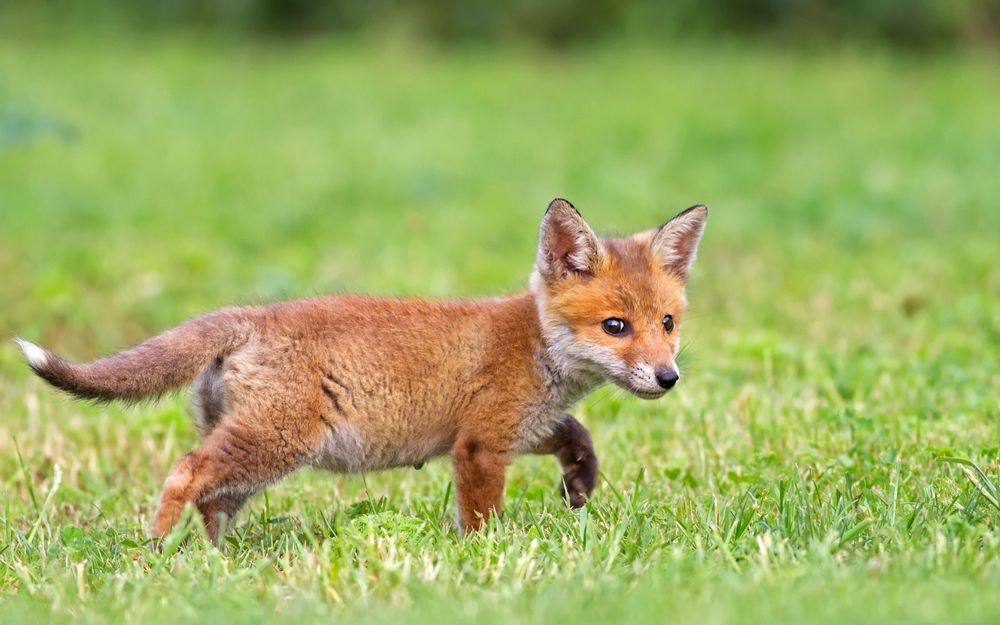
[650, 204, 708, 280]
[536, 198, 602, 281]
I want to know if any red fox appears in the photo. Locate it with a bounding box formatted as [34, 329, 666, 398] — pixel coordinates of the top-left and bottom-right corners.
[16, 199, 707, 541]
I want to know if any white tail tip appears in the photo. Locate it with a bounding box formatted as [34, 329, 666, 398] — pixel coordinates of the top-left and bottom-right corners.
[14, 337, 49, 368]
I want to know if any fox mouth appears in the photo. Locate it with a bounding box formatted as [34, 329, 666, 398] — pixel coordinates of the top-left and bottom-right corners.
[608, 377, 667, 400]
[629, 388, 667, 400]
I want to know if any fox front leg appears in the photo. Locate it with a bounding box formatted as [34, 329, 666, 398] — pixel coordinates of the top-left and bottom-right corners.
[530, 413, 599, 508]
[451, 435, 509, 533]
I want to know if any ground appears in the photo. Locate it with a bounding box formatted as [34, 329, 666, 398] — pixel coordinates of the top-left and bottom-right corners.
[0, 33, 998, 624]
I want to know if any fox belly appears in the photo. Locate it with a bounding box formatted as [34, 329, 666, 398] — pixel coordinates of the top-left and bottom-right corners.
[309, 418, 453, 473]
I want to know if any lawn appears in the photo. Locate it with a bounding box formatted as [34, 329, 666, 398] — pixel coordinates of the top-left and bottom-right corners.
[1, 31, 998, 625]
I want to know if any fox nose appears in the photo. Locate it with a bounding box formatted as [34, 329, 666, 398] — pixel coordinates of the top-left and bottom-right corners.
[655, 368, 679, 390]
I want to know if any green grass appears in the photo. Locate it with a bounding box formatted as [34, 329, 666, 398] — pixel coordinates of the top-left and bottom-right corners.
[1, 32, 998, 625]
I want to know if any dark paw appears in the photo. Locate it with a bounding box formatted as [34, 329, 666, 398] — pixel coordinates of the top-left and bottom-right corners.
[558, 447, 598, 508]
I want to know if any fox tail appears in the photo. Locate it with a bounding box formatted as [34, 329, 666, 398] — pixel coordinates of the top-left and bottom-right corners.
[15, 309, 254, 402]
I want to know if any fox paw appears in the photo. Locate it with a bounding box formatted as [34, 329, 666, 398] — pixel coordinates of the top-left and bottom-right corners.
[558, 447, 598, 508]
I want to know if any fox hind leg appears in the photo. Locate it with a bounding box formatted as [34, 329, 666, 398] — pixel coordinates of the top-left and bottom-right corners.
[197, 493, 249, 543]
[151, 418, 316, 542]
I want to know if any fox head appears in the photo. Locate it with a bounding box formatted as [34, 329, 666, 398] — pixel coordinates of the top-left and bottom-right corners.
[530, 198, 707, 399]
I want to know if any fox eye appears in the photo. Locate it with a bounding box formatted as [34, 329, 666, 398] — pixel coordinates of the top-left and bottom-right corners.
[662, 315, 674, 334]
[601, 318, 628, 336]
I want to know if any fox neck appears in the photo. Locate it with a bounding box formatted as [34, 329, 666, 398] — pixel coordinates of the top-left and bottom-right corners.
[528, 270, 606, 407]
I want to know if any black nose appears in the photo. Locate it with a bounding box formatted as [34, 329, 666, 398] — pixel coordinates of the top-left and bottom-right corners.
[655, 368, 679, 390]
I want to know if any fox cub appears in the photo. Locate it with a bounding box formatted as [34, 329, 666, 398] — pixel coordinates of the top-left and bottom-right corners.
[17, 199, 707, 541]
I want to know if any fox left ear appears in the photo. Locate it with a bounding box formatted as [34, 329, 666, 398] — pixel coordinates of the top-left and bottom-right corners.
[536, 198, 603, 282]
[650, 205, 708, 280]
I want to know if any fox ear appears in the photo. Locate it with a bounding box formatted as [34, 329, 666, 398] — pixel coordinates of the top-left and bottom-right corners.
[536, 198, 602, 281]
[650, 204, 708, 279]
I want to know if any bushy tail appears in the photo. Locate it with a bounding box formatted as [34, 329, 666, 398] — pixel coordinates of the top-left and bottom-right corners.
[15, 308, 255, 402]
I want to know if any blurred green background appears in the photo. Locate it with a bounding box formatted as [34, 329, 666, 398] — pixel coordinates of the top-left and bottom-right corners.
[1, 3, 999, 625]
[6, 0, 1000, 47]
